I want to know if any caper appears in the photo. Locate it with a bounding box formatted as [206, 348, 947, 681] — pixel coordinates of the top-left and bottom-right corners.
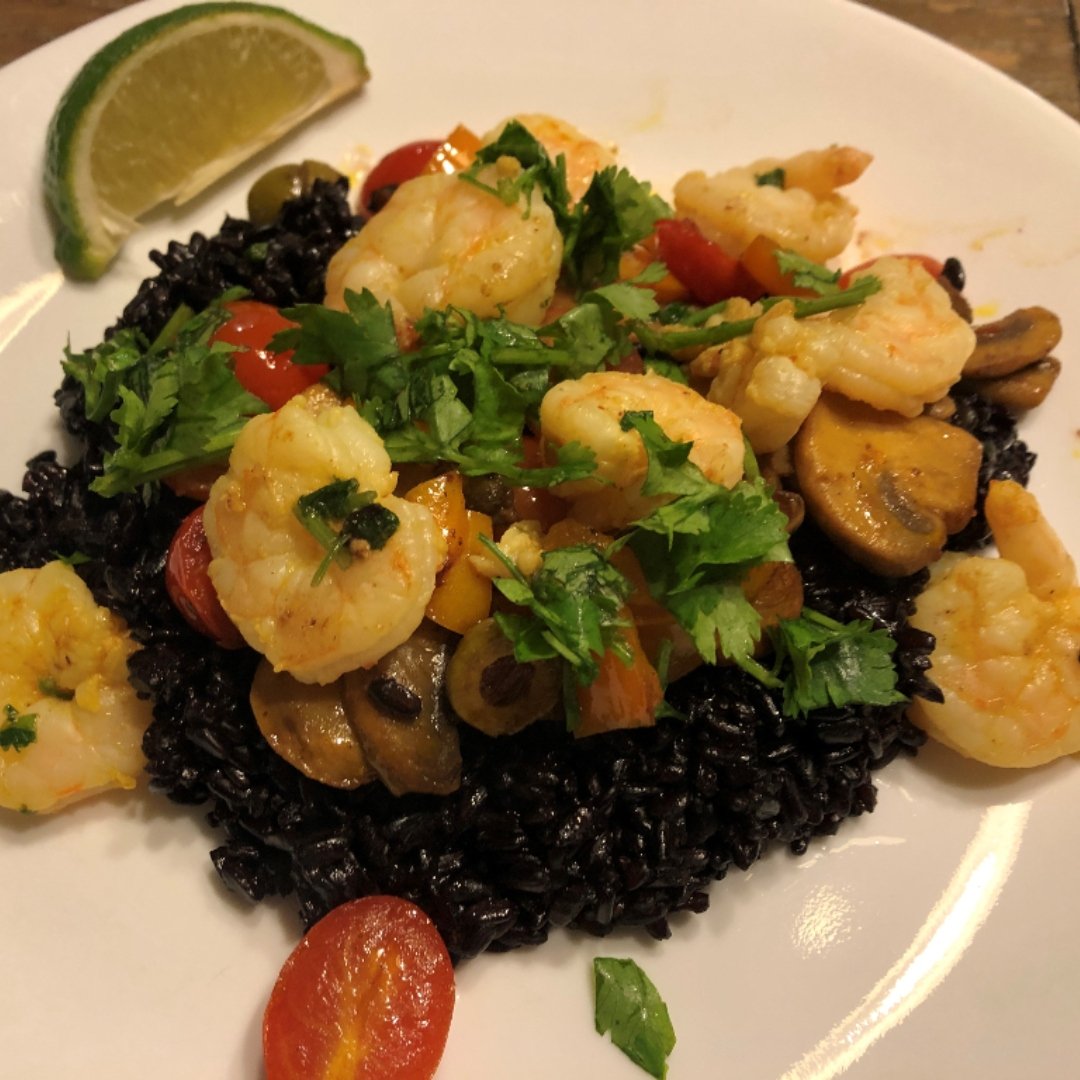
[247, 159, 345, 226]
[447, 618, 559, 736]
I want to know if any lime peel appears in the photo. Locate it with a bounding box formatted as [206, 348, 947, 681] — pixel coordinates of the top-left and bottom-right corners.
[45, 2, 369, 279]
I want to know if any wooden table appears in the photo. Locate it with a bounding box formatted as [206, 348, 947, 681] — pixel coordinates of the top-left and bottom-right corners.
[3, 0, 1079, 119]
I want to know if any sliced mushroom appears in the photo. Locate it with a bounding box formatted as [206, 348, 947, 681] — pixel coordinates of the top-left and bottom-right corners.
[446, 618, 560, 736]
[250, 661, 374, 789]
[963, 306, 1062, 378]
[793, 393, 982, 577]
[967, 356, 1061, 412]
[340, 621, 461, 796]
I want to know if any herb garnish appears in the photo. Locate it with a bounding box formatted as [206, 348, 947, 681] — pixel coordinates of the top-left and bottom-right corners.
[755, 166, 786, 188]
[593, 957, 676, 1079]
[462, 120, 671, 288]
[0, 705, 38, 752]
[293, 478, 399, 586]
[64, 289, 268, 496]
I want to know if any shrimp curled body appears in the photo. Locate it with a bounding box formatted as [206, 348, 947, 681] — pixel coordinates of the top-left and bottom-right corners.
[0, 561, 152, 813]
[695, 257, 976, 452]
[540, 371, 744, 529]
[674, 145, 872, 261]
[324, 162, 563, 327]
[204, 392, 445, 685]
[908, 480, 1080, 768]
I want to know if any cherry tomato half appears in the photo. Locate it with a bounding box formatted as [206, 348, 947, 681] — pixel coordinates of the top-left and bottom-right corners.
[263, 896, 456, 1080]
[654, 218, 762, 304]
[209, 300, 327, 411]
[164, 505, 244, 649]
[360, 139, 441, 215]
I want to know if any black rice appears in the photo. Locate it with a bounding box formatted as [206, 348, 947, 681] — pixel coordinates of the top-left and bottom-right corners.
[0, 184, 1033, 962]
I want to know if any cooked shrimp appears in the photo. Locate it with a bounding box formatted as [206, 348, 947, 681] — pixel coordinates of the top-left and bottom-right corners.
[674, 145, 872, 261]
[324, 160, 562, 326]
[204, 391, 445, 684]
[0, 561, 151, 813]
[695, 257, 976, 451]
[539, 371, 744, 529]
[908, 480, 1080, 768]
[483, 113, 616, 201]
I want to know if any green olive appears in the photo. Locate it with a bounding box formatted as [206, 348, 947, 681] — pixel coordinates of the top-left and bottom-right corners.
[340, 621, 461, 796]
[250, 660, 374, 789]
[447, 618, 560, 736]
[246, 159, 345, 226]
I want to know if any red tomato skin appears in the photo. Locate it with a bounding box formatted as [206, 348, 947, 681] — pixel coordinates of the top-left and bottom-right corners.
[263, 896, 456, 1080]
[838, 253, 945, 289]
[654, 218, 763, 304]
[360, 140, 442, 214]
[164, 506, 244, 649]
[210, 300, 326, 410]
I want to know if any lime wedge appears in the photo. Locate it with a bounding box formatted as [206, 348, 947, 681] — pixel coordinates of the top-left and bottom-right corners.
[45, 2, 369, 279]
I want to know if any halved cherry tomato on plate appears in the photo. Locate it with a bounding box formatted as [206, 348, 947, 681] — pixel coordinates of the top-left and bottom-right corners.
[164, 505, 244, 649]
[209, 300, 326, 411]
[360, 139, 442, 214]
[654, 218, 762, 304]
[263, 895, 456, 1080]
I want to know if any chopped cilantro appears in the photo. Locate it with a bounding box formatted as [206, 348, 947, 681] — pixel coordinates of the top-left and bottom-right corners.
[773, 249, 843, 295]
[619, 412, 789, 672]
[293, 479, 398, 586]
[769, 608, 908, 716]
[755, 166, 786, 188]
[463, 121, 671, 288]
[593, 957, 676, 1079]
[64, 291, 269, 497]
[52, 550, 92, 567]
[615, 412, 903, 713]
[37, 678, 74, 701]
[277, 291, 602, 487]
[0, 705, 38, 752]
[484, 540, 633, 721]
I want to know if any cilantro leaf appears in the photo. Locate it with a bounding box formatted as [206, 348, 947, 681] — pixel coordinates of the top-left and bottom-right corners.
[773, 249, 843, 295]
[0, 705, 38, 752]
[464, 123, 670, 288]
[565, 167, 671, 287]
[276, 289, 401, 404]
[293, 479, 397, 585]
[755, 166, 786, 188]
[64, 297, 269, 497]
[485, 541, 633, 697]
[593, 957, 676, 1079]
[618, 413, 790, 671]
[769, 608, 907, 716]
[37, 678, 74, 701]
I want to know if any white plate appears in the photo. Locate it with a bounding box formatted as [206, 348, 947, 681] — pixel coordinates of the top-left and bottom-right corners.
[2, 2, 1079, 1077]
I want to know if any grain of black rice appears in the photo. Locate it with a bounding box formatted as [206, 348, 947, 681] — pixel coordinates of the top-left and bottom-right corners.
[0, 184, 1033, 961]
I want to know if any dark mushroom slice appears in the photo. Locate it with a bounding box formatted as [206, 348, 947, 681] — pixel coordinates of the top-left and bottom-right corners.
[963, 306, 1062, 378]
[250, 660, 374, 789]
[966, 356, 1062, 412]
[446, 618, 560, 736]
[340, 621, 461, 796]
[793, 393, 982, 577]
